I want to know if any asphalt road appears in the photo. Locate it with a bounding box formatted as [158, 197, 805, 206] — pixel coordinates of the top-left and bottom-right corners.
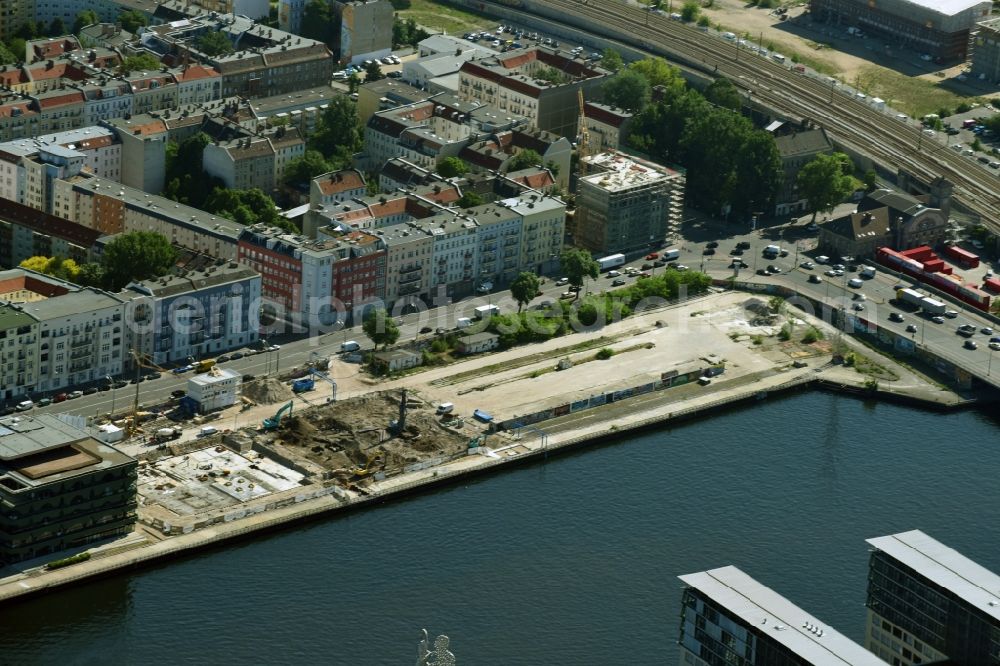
[15, 215, 999, 419]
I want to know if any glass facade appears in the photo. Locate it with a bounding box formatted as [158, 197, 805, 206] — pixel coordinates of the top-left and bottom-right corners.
[866, 550, 1000, 665]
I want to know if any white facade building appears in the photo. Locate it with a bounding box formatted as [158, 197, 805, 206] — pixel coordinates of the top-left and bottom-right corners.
[187, 367, 242, 413]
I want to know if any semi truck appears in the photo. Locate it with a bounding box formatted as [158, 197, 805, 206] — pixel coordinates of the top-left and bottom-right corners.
[896, 288, 925, 309]
[597, 253, 626, 271]
[919, 297, 946, 315]
[474, 304, 499, 319]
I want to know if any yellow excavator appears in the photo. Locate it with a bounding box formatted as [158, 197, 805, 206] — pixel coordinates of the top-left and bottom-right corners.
[353, 450, 384, 478]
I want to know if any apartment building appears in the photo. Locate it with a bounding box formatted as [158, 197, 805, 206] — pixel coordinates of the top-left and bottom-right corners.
[237, 225, 386, 327]
[0, 197, 102, 268]
[202, 127, 305, 192]
[772, 127, 834, 216]
[309, 169, 367, 206]
[458, 127, 572, 190]
[0, 413, 136, 566]
[458, 47, 610, 138]
[575, 151, 685, 255]
[0, 269, 128, 398]
[365, 94, 527, 170]
[101, 116, 168, 194]
[134, 14, 333, 100]
[52, 176, 245, 259]
[866, 529, 1000, 665]
[583, 102, 633, 153]
[373, 221, 434, 309]
[678, 565, 884, 666]
[972, 16, 1000, 84]
[120, 260, 261, 366]
[356, 79, 431, 126]
[0, 126, 121, 210]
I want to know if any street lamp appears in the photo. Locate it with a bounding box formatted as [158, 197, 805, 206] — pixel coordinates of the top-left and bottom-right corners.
[261, 338, 270, 375]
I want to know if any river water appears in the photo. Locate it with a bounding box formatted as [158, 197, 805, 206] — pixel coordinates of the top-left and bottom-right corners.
[2, 392, 999, 665]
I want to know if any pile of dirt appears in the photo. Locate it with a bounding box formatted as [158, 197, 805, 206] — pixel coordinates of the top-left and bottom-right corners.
[243, 377, 294, 405]
[265, 390, 470, 482]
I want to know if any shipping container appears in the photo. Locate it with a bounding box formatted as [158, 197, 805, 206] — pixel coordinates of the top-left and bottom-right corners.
[901, 246, 934, 261]
[922, 259, 945, 273]
[983, 277, 1000, 294]
[942, 244, 980, 268]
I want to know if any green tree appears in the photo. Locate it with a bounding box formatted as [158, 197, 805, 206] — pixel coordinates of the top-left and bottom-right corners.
[197, 31, 233, 56]
[602, 68, 651, 112]
[364, 61, 384, 81]
[76, 262, 105, 287]
[120, 53, 161, 74]
[0, 42, 16, 65]
[797, 152, 856, 222]
[680, 1, 700, 22]
[302, 0, 338, 45]
[863, 169, 878, 192]
[101, 232, 177, 291]
[704, 78, 742, 111]
[48, 17, 66, 37]
[347, 72, 361, 94]
[118, 10, 148, 34]
[629, 89, 709, 161]
[510, 271, 541, 312]
[697, 15, 711, 27]
[730, 130, 783, 218]
[437, 156, 469, 178]
[601, 48, 624, 73]
[309, 95, 361, 165]
[506, 149, 543, 172]
[283, 150, 333, 185]
[457, 191, 484, 207]
[392, 17, 429, 48]
[72, 10, 99, 35]
[628, 58, 686, 95]
[362, 308, 400, 350]
[560, 248, 599, 293]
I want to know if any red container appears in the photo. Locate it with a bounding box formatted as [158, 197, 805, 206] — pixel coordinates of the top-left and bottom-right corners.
[984, 277, 1000, 294]
[902, 246, 934, 261]
[922, 259, 945, 273]
[943, 245, 980, 269]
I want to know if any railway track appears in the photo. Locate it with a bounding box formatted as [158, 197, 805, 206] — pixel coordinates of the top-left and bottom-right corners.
[500, 0, 1000, 232]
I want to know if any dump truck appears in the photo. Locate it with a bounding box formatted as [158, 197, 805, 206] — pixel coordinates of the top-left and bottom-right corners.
[152, 427, 181, 443]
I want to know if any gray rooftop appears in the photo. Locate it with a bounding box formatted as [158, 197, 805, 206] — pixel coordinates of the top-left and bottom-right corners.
[679, 566, 884, 665]
[20, 287, 123, 320]
[123, 262, 259, 299]
[867, 529, 1000, 623]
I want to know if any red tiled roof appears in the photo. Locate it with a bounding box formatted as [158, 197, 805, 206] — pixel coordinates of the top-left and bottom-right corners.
[0, 70, 29, 86]
[174, 64, 220, 82]
[316, 170, 366, 196]
[37, 91, 85, 109]
[128, 119, 169, 136]
[510, 169, 555, 190]
[0, 102, 34, 119]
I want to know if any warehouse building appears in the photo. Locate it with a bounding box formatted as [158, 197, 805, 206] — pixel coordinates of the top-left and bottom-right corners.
[809, 0, 992, 60]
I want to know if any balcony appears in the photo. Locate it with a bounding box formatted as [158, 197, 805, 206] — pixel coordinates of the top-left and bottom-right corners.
[70, 338, 90, 348]
[400, 263, 421, 273]
[400, 272, 421, 284]
[399, 283, 421, 296]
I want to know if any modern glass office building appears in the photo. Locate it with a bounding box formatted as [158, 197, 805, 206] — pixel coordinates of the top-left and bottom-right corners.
[866, 529, 1000, 665]
[678, 565, 883, 666]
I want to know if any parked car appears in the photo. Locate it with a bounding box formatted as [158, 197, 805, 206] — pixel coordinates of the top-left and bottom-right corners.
[800, 261, 814, 269]
[703, 248, 716, 255]
[173, 364, 193, 374]
[16, 400, 34, 411]
[0, 406, 15, 416]
[267, 344, 281, 352]
[645, 252, 659, 260]
[67, 390, 84, 399]
[171, 389, 187, 399]
[146, 372, 161, 380]
[420, 326, 433, 334]
[36, 397, 52, 407]
[83, 387, 99, 395]
[766, 265, 781, 274]
[216, 355, 230, 363]
[230, 352, 244, 360]
[53, 393, 67, 403]
[113, 380, 128, 389]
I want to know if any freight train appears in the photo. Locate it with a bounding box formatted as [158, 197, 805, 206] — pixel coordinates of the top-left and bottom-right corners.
[876, 246, 991, 312]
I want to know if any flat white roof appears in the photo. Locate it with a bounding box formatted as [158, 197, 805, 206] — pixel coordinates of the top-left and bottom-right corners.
[867, 529, 1000, 623]
[581, 151, 678, 193]
[679, 566, 883, 665]
[904, 0, 988, 15]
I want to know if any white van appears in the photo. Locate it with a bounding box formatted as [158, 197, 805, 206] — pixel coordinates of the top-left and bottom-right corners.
[198, 426, 219, 438]
[456, 317, 473, 329]
[771, 53, 786, 64]
[340, 340, 361, 352]
[436, 402, 454, 415]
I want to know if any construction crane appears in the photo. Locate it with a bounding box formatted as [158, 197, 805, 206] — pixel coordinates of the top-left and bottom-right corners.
[577, 88, 590, 178]
[263, 401, 293, 431]
[127, 348, 168, 436]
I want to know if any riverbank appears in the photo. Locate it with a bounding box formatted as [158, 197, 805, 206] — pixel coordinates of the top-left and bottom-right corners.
[0, 294, 973, 604]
